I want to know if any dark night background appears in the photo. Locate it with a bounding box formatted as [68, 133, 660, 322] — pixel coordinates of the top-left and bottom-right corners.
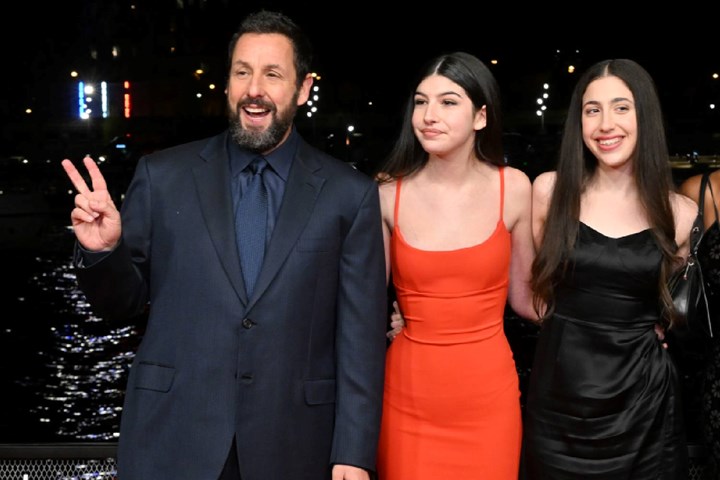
[0, 0, 718, 453]
[2, 1, 719, 162]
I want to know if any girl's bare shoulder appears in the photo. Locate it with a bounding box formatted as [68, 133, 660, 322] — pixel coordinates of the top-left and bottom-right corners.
[502, 165, 532, 189]
[532, 170, 557, 199]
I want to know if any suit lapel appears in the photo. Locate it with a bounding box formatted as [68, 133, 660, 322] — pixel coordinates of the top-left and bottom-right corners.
[192, 132, 249, 305]
[249, 140, 324, 305]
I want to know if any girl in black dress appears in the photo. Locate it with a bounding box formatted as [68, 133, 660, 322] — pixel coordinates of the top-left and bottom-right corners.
[525, 59, 697, 479]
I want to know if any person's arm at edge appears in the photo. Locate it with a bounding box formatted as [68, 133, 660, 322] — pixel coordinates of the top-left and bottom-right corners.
[72, 156, 152, 321]
[377, 177, 404, 340]
[505, 167, 539, 323]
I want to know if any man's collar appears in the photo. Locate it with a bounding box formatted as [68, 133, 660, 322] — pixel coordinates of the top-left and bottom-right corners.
[228, 126, 298, 180]
[263, 127, 298, 181]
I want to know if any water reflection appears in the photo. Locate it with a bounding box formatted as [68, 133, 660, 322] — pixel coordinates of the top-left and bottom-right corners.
[0, 225, 144, 443]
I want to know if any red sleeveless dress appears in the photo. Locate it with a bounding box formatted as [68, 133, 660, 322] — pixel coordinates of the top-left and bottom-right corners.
[377, 167, 522, 479]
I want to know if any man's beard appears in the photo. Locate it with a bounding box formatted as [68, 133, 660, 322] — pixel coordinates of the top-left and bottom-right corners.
[228, 92, 299, 153]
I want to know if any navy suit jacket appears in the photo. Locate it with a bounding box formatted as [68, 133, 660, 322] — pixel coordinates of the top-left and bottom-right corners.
[74, 131, 388, 480]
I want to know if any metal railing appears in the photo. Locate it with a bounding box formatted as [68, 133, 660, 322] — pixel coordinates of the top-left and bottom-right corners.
[0, 443, 117, 480]
[0, 442, 708, 479]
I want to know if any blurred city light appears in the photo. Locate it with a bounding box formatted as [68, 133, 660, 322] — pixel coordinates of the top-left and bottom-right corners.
[306, 77, 321, 118]
[535, 83, 550, 131]
[77, 81, 109, 119]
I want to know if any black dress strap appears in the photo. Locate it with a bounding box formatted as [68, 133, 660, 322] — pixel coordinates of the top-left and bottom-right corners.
[699, 171, 709, 218]
[702, 171, 720, 224]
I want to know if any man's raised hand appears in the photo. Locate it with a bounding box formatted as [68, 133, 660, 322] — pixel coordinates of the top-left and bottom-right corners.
[61, 156, 122, 252]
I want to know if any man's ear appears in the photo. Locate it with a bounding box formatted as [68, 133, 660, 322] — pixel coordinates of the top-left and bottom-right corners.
[297, 73, 313, 106]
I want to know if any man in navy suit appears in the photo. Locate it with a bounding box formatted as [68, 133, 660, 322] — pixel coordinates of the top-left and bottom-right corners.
[61, 10, 387, 480]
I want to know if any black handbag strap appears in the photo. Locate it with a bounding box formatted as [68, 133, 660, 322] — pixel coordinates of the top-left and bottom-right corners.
[693, 171, 713, 337]
[691, 173, 710, 253]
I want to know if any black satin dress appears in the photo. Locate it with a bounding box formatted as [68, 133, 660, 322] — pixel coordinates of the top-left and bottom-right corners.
[698, 220, 720, 476]
[523, 223, 688, 479]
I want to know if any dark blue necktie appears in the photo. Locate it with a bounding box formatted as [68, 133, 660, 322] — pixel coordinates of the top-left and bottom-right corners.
[236, 156, 268, 297]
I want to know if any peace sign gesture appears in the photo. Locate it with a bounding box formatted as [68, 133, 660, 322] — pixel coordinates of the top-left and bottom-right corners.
[61, 156, 122, 252]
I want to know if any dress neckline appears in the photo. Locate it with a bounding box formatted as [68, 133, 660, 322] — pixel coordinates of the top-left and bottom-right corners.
[394, 221, 505, 253]
[580, 221, 651, 240]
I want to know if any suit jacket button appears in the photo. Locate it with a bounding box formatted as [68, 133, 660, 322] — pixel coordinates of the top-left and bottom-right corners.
[242, 318, 255, 329]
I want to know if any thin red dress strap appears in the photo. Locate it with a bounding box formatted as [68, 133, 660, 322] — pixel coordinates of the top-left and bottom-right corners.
[393, 177, 403, 227]
[498, 166, 505, 221]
